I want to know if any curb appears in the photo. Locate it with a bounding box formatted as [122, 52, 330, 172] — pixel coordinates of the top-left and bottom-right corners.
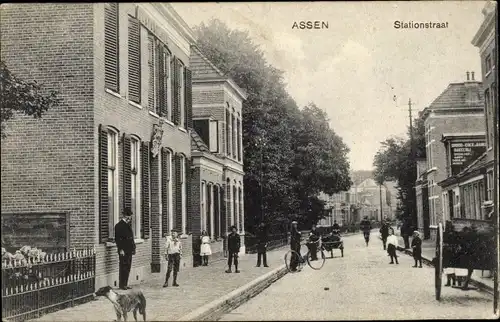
[177, 263, 288, 321]
[396, 246, 494, 295]
[177, 232, 361, 321]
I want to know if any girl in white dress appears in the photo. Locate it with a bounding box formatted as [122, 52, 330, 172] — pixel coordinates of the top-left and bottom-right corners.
[200, 230, 212, 266]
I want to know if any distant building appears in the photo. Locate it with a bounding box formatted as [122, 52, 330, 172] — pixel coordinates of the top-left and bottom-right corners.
[421, 71, 485, 240]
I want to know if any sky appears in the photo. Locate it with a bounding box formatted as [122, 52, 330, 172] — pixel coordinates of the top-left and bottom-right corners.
[172, 1, 486, 171]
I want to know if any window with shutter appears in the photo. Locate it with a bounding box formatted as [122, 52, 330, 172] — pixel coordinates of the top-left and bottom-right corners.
[107, 128, 119, 240]
[155, 42, 163, 116]
[99, 125, 109, 243]
[158, 47, 171, 118]
[161, 148, 172, 236]
[148, 35, 156, 112]
[128, 17, 141, 104]
[172, 58, 180, 125]
[184, 68, 192, 129]
[179, 61, 185, 128]
[123, 134, 132, 211]
[131, 137, 142, 237]
[174, 154, 182, 231]
[104, 3, 119, 92]
[141, 142, 151, 239]
[225, 109, 231, 156]
[164, 49, 171, 121]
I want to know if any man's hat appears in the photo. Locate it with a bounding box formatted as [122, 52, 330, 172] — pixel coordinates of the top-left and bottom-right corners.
[291, 221, 298, 224]
[230, 225, 237, 230]
[123, 207, 133, 217]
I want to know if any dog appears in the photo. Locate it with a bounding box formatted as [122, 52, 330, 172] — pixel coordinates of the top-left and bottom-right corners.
[94, 286, 146, 322]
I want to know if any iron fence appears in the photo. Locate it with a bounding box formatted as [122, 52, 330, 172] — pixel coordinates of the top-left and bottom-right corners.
[2, 247, 96, 322]
[244, 233, 289, 254]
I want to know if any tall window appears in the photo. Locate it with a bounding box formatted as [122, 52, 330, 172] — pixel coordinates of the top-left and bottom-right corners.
[179, 63, 185, 128]
[180, 155, 186, 234]
[130, 137, 141, 236]
[128, 16, 141, 104]
[107, 130, 119, 236]
[232, 113, 236, 158]
[166, 150, 173, 231]
[485, 54, 492, 73]
[485, 89, 491, 148]
[148, 34, 171, 119]
[487, 171, 494, 201]
[225, 108, 231, 156]
[104, 3, 119, 92]
[201, 181, 206, 232]
[237, 118, 241, 161]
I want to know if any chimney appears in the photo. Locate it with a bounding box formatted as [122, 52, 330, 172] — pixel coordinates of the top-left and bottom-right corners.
[466, 71, 470, 81]
[471, 71, 475, 81]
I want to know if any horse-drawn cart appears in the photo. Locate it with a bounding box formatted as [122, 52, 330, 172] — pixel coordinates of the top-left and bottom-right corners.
[434, 218, 496, 301]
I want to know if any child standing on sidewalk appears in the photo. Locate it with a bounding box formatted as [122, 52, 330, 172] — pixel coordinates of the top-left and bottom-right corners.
[386, 228, 399, 264]
[226, 226, 241, 273]
[200, 230, 212, 266]
[411, 231, 423, 268]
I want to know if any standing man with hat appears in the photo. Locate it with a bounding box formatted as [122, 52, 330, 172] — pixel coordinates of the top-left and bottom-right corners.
[114, 207, 136, 290]
[256, 222, 269, 267]
[289, 221, 302, 272]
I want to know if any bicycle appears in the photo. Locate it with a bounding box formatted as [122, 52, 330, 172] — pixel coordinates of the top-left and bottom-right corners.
[284, 238, 327, 272]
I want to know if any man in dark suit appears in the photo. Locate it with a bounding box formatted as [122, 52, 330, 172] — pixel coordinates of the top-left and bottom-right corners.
[256, 222, 269, 267]
[115, 207, 136, 290]
[289, 221, 302, 272]
[379, 220, 390, 250]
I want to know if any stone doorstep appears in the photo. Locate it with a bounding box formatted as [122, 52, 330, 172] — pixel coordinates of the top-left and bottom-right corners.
[396, 245, 495, 295]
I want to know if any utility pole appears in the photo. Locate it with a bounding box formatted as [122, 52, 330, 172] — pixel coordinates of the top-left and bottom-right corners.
[259, 138, 265, 223]
[379, 184, 384, 222]
[408, 98, 417, 230]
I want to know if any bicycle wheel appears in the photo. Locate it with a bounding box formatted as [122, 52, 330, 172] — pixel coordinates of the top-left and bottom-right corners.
[306, 249, 326, 270]
[284, 250, 304, 272]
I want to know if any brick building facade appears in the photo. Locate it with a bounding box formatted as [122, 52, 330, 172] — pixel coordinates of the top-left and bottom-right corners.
[420, 72, 485, 240]
[1, 3, 198, 288]
[190, 47, 247, 257]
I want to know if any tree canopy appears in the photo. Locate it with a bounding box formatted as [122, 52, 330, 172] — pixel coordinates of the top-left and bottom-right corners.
[1, 61, 60, 138]
[194, 19, 352, 231]
[373, 117, 425, 225]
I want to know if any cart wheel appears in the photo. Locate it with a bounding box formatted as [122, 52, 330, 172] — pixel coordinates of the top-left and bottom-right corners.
[435, 223, 443, 301]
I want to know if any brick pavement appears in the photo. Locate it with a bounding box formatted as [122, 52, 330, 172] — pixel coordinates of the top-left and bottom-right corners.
[32, 248, 290, 321]
[396, 235, 494, 291]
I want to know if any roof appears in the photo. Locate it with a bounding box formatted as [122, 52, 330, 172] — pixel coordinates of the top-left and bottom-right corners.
[429, 82, 484, 110]
[190, 46, 225, 79]
[190, 130, 210, 152]
[458, 151, 488, 176]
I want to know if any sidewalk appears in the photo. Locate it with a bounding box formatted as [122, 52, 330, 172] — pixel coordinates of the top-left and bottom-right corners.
[396, 235, 494, 293]
[32, 247, 290, 322]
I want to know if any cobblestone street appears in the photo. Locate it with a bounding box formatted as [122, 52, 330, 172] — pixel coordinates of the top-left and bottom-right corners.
[221, 233, 496, 321]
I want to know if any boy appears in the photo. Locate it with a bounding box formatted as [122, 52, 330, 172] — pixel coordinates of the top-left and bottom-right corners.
[411, 231, 423, 268]
[386, 228, 399, 264]
[164, 230, 182, 287]
[226, 226, 241, 273]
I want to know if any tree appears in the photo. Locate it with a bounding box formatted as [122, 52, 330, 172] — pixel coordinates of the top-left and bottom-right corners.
[1, 61, 60, 137]
[373, 117, 425, 226]
[194, 20, 352, 231]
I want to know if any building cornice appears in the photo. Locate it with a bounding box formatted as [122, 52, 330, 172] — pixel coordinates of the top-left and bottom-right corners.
[441, 132, 485, 143]
[471, 2, 497, 48]
[158, 4, 197, 45]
